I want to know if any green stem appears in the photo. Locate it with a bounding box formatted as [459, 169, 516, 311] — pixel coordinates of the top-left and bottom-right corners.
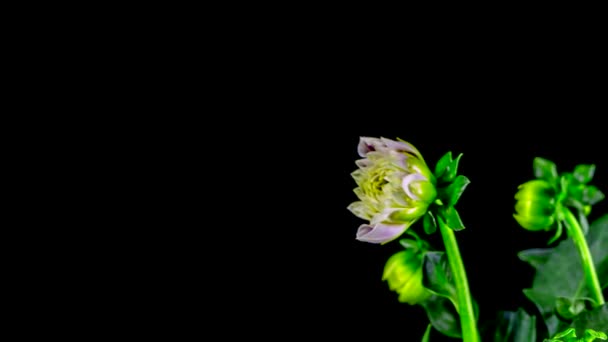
[438, 217, 479, 342]
[561, 207, 605, 306]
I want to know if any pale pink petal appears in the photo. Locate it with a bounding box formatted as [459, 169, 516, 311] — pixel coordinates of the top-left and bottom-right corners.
[357, 137, 386, 157]
[381, 137, 421, 158]
[356, 223, 407, 244]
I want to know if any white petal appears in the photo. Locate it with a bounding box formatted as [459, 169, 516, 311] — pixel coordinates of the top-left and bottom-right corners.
[347, 201, 373, 220]
[370, 208, 402, 224]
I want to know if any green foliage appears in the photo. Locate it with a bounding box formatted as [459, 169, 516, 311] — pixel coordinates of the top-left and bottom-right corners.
[545, 328, 577, 341]
[435, 152, 453, 180]
[423, 212, 437, 235]
[434, 151, 463, 184]
[519, 215, 608, 335]
[570, 305, 608, 338]
[420, 250, 461, 338]
[444, 175, 470, 207]
[493, 308, 537, 342]
[420, 250, 481, 339]
[534, 157, 559, 186]
[431, 151, 468, 232]
[543, 326, 607, 341]
[438, 206, 465, 231]
[422, 324, 432, 342]
[421, 293, 462, 338]
[422, 252, 457, 309]
[573, 164, 595, 184]
[401, 231, 430, 252]
[562, 170, 605, 214]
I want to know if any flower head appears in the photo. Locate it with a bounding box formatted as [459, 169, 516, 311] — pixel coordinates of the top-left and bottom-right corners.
[514, 157, 606, 235]
[348, 137, 436, 244]
[514, 179, 557, 231]
[383, 248, 430, 305]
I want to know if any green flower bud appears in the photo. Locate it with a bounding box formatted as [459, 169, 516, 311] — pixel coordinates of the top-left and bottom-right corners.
[382, 249, 430, 305]
[348, 137, 437, 244]
[513, 180, 557, 231]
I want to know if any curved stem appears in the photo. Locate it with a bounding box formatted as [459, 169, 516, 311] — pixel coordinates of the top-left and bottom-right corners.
[561, 207, 605, 306]
[438, 217, 479, 342]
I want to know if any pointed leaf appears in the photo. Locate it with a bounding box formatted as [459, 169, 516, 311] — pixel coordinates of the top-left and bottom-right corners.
[574, 164, 596, 184]
[583, 186, 605, 206]
[421, 294, 461, 338]
[518, 248, 555, 269]
[544, 327, 577, 341]
[569, 183, 586, 203]
[442, 153, 463, 183]
[444, 175, 470, 207]
[435, 152, 452, 180]
[440, 206, 465, 231]
[423, 211, 437, 235]
[547, 221, 563, 245]
[545, 314, 571, 338]
[399, 238, 420, 251]
[534, 157, 559, 185]
[422, 251, 457, 310]
[554, 328, 577, 338]
[403, 230, 430, 251]
[422, 324, 432, 342]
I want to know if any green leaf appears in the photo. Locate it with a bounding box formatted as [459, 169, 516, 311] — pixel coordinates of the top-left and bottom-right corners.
[544, 327, 577, 341]
[399, 238, 420, 250]
[570, 305, 608, 338]
[400, 232, 430, 252]
[556, 297, 589, 320]
[534, 157, 559, 185]
[562, 174, 573, 196]
[439, 206, 465, 231]
[423, 211, 437, 235]
[422, 324, 432, 342]
[583, 328, 608, 341]
[421, 251, 481, 339]
[421, 294, 461, 338]
[545, 314, 572, 339]
[435, 152, 452, 180]
[493, 308, 537, 342]
[443, 153, 463, 183]
[583, 186, 605, 206]
[574, 164, 596, 184]
[548, 221, 564, 245]
[422, 251, 458, 310]
[518, 248, 555, 269]
[444, 175, 471, 207]
[569, 184, 586, 203]
[520, 215, 608, 328]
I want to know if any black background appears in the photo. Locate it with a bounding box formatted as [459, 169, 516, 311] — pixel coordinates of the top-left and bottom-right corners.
[278, 107, 608, 340]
